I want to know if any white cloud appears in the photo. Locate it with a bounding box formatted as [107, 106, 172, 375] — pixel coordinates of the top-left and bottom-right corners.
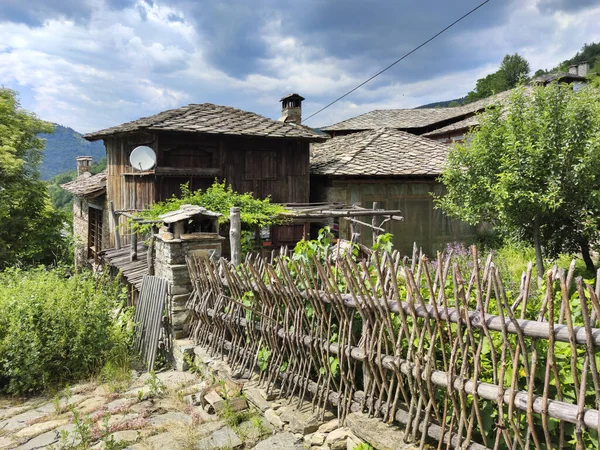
[1, 0, 600, 133]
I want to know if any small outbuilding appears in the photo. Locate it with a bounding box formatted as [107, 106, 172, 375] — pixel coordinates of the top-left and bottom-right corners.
[310, 128, 476, 254]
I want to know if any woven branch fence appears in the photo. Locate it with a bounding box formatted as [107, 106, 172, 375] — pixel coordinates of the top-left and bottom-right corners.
[185, 247, 600, 450]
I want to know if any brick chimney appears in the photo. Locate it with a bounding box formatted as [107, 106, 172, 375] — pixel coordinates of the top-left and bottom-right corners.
[279, 93, 304, 124]
[76, 156, 92, 177]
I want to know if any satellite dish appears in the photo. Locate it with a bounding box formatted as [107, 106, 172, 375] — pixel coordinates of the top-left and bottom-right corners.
[129, 146, 156, 171]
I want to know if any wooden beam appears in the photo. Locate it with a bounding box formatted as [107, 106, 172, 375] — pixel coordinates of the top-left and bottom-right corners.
[130, 230, 138, 262]
[110, 201, 121, 250]
[341, 217, 385, 233]
[372, 201, 380, 245]
[229, 207, 241, 266]
[155, 167, 222, 177]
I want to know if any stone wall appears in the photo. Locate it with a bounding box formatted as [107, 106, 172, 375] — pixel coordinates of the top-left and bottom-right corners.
[154, 234, 224, 339]
[73, 197, 89, 269]
[72, 195, 109, 269]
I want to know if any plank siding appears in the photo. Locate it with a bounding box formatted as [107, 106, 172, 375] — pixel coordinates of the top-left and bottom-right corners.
[104, 130, 310, 249]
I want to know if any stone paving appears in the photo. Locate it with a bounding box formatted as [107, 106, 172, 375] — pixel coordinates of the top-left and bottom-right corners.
[0, 371, 281, 450]
[0, 355, 419, 450]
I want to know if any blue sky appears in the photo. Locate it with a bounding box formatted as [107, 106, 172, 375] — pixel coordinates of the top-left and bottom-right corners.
[1, 0, 599, 133]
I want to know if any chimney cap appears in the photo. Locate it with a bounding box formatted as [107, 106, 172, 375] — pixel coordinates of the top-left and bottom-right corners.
[280, 93, 305, 102]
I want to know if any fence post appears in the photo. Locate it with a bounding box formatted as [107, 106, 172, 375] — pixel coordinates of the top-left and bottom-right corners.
[230, 207, 241, 266]
[130, 227, 137, 262]
[110, 201, 121, 250]
[147, 227, 155, 276]
[372, 201, 380, 245]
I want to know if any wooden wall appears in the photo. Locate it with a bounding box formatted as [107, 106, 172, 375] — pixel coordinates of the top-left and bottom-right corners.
[105, 130, 310, 247]
[310, 176, 478, 256]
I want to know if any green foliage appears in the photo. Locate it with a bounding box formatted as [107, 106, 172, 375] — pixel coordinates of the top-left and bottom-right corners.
[135, 180, 287, 234]
[464, 53, 530, 104]
[145, 370, 167, 398]
[553, 42, 600, 74]
[352, 444, 374, 450]
[0, 88, 71, 268]
[292, 226, 337, 264]
[0, 267, 134, 395]
[437, 84, 600, 276]
[257, 346, 271, 372]
[373, 233, 394, 253]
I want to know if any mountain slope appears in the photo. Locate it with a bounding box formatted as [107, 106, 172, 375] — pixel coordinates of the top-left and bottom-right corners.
[415, 98, 465, 109]
[39, 125, 105, 180]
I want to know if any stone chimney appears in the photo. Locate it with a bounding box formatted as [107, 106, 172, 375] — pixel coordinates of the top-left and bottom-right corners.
[76, 156, 92, 177]
[279, 93, 304, 124]
[568, 62, 590, 76]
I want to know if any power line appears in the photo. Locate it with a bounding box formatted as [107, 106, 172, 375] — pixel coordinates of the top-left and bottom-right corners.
[302, 0, 491, 123]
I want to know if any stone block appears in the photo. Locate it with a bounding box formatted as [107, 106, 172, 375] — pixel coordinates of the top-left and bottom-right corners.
[243, 387, 271, 412]
[345, 412, 413, 450]
[318, 418, 340, 433]
[280, 403, 334, 435]
[264, 408, 284, 430]
[169, 283, 192, 296]
[197, 426, 243, 449]
[325, 427, 351, 450]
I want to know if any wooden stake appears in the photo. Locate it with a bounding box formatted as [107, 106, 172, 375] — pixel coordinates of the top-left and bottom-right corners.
[110, 201, 121, 250]
[230, 207, 241, 266]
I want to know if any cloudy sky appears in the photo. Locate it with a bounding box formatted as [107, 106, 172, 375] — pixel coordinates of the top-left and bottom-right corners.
[1, 0, 599, 133]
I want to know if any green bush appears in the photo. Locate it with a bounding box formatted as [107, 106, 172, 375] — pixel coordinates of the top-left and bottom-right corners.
[0, 267, 134, 395]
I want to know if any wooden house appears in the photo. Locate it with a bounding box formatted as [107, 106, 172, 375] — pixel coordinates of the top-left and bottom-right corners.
[63, 95, 325, 267]
[310, 128, 476, 255]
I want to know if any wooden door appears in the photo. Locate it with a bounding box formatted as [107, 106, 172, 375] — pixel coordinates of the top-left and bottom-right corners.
[88, 207, 103, 260]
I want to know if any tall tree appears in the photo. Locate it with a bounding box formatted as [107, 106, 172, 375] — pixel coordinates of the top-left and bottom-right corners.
[0, 89, 69, 268]
[436, 84, 600, 278]
[500, 53, 530, 88]
[464, 53, 530, 104]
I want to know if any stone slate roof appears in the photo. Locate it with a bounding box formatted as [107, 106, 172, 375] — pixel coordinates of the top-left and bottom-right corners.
[531, 71, 587, 85]
[60, 170, 107, 197]
[159, 204, 221, 223]
[310, 128, 449, 176]
[423, 87, 526, 138]
[321, 90, 513, 132]
[84, 103, 326, 141]
[422, 115, 481, 137]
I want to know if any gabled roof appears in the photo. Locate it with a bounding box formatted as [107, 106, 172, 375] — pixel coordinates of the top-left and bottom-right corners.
[310, 128, 448, 177]
[321, 90, 514, 132]
[84, 103, 326, 141]
[60, 170, 107, 197]
[159, 204, 221, 223]
[531, 71, 587, 85]
[422, 115, 480, 138]
[423, 87, 528, 138]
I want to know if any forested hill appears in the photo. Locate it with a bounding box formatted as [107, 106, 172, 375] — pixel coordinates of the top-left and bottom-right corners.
[416, 97, 465, 109]
[39, 124, 105, 180]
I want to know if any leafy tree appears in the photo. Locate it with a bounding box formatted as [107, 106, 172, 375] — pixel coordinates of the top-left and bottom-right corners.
[436, 84, 600, 278]
[554, 42, 600, 73]
[499, 53, 530, 88]
[0, 88, 69, 268]
[464, 53, 530, 104]
[464, 71, 507, 103]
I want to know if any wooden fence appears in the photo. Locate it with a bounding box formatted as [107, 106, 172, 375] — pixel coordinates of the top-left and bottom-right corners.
[185, 247, 600, 450]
